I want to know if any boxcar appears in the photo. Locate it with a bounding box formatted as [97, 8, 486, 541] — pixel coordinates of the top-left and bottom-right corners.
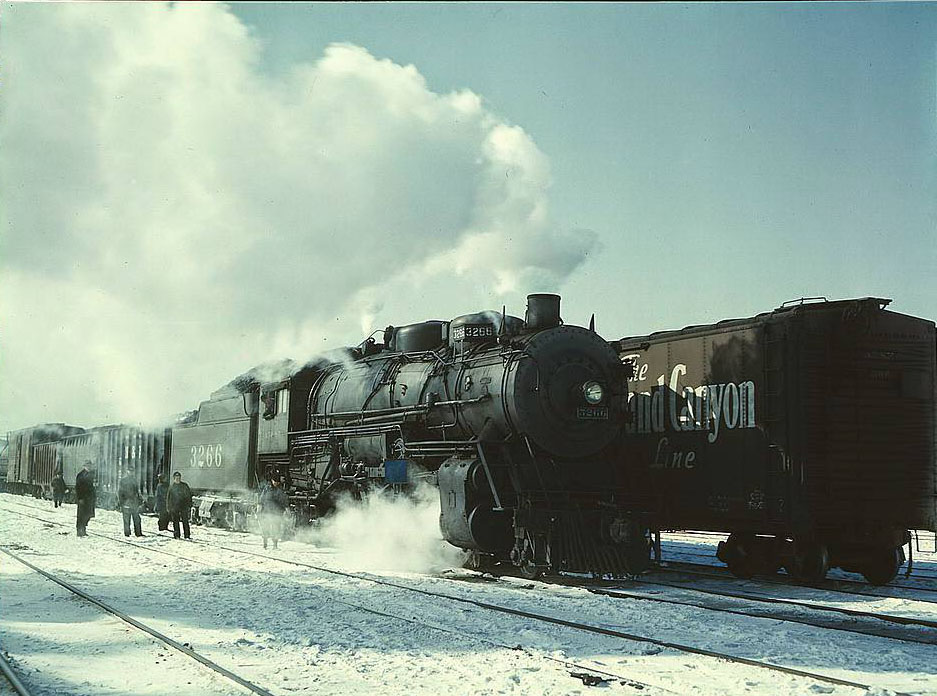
[614, 297, 937, 584]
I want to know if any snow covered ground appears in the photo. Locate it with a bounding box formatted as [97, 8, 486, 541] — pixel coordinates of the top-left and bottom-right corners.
[2, 492, 936, 696]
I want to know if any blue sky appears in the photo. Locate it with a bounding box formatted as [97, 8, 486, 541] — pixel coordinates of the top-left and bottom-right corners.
[1, 2, 935, 430]
[234, 2, 937, 332]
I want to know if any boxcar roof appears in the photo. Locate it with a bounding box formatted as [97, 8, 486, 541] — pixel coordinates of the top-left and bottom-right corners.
[615, 297, 899, 345]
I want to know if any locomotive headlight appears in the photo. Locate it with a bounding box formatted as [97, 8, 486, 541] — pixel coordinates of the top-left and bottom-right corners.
[582, 380, 604, 405]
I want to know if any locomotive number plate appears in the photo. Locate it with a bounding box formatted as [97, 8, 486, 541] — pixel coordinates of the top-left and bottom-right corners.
[577, 406, 609, 420]
[452, 323, 495, 341]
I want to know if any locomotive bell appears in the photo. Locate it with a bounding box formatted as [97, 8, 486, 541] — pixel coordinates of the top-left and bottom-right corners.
[525, 294, 561, 330]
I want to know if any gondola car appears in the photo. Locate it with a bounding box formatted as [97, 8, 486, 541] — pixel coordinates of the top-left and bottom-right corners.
[4, 423, 84, 497]
[614, 297, 937, 584]
[55, 425, 168, 509]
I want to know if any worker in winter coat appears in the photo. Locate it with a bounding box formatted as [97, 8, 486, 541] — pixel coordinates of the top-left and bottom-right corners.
[167, 471, 193, 539]
[52, 472, 66, 508]
[259, 476, 289, 550]
[75, 462, 96, 537]
[154, 474, 170, 531]
[118, 466, 144, 537]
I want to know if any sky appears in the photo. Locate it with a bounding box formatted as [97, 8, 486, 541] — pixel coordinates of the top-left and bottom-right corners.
[1, 2, 935, 432]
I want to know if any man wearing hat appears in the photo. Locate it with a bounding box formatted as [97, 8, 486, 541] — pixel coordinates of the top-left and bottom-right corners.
[75, 462, 96, 537]
[118, 465, 144, 537]
[167, 471, 193, 539]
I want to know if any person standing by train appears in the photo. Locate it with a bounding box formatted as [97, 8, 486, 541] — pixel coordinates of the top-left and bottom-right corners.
[51, 471, 66, 508]
[167, 471, 192, 540]
[118, 466, 144, 537]
[259, 476, 289, 550]
[75, 462, 95, 537]
[154, 473, 170, 532]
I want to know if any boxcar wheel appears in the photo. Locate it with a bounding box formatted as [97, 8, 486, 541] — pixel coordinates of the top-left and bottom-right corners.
[788, 539, 830, 583]
[723, 533, 758, 579]
[861, 547, 902, 586]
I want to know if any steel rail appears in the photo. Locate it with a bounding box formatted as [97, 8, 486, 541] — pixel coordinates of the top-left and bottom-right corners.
[635, 578, 937, 629]
[2, 497, 931, 695]
[0, 547, 276, 696]
[0, 651, 31, 696]
[0, 504, 667, 695]
[658, 554, 937, 597]
[588, 585, 937, 645]
[181, 537, 913, 695]
[448, 564, 937, 647]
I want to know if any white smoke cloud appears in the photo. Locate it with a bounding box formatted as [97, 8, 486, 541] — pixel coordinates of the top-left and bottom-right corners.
[0, 2, 597, 430]
[294, 483, 467, 574]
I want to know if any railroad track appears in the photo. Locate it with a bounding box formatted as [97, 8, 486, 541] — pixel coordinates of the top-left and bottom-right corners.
[0, 651, 31, 696]
[456, 562, 937, 646]
[0, 501, 921, 696]
[0, 503, 668, 694]
[658, 554, 937, 599]
[592, 582, 937, 645]
[660, 538, 937, 586]
[0, 546, 277, 696]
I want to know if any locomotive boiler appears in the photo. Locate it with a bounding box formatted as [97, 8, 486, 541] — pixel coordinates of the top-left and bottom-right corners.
[291, 294, 650, 577]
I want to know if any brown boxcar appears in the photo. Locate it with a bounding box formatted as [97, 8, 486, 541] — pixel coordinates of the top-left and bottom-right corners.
[613, 297, 937, 584]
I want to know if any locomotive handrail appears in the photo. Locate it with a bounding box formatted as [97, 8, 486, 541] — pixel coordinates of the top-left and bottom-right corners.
[296, 393, 491, 430]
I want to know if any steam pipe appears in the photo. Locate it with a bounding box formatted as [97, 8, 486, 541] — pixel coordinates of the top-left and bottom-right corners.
[293, 394, 490, 431]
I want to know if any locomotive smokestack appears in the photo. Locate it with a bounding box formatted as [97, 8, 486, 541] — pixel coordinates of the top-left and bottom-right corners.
[525, 293, 561, 330]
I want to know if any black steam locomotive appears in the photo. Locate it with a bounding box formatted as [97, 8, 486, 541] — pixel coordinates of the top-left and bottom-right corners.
[168, 293, 649, 577]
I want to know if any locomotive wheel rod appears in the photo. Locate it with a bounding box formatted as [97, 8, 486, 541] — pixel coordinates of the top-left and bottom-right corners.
[0, 546, 277, 696]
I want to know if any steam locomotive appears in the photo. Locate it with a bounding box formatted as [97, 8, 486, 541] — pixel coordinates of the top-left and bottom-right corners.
[168, 293, 649, 577]
[12, 294, 932, 585]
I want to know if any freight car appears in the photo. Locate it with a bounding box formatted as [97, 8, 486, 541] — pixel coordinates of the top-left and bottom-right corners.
[4, 424, 84, 497]
[614, 297, 937, 585]
[56, 425, 169, 509]
[4, 423, 169, 509]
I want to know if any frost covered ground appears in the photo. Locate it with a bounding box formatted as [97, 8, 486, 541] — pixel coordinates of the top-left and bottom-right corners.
[1, 492, 936, 696]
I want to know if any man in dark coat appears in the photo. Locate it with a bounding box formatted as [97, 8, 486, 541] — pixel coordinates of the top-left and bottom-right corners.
[259, 476, 289, 550]
[167, 471, 192, 539]
[75, 462, 95, 537]
[118, 466, 144, 537]
[52, 471, 66, 508]
[154, 474, 170, 531]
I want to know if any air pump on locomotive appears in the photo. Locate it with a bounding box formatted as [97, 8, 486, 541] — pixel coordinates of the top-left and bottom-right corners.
[290, 293, 650, 577]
